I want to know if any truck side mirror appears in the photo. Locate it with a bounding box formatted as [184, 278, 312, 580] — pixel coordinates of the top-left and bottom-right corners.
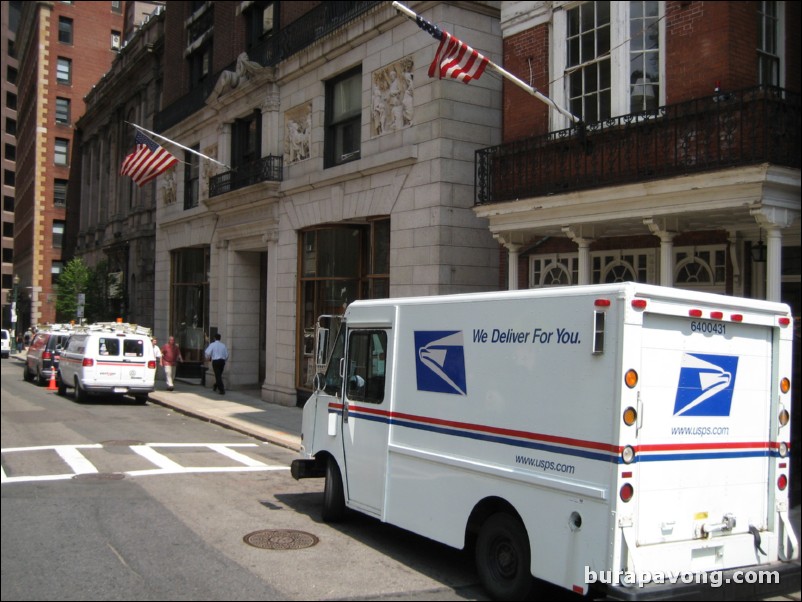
[316, 327, 329, 370]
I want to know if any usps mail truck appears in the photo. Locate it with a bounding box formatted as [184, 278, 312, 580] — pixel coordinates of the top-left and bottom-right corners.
[291, 283, 799, 600]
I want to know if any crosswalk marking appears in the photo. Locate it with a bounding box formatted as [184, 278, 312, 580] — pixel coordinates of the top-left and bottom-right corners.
[1, 443, 289, 484]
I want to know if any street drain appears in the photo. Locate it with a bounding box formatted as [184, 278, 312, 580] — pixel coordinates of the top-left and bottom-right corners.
[72, 472, 126, 481]
[243, 529, 319, 550]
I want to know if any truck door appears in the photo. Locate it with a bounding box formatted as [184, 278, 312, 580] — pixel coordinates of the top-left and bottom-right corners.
[341, 328, 390, 516]
[96, 336, 124, 384]
[636, 314, 772, 546]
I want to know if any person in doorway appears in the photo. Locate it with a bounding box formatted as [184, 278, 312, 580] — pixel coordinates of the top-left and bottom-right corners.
[161, 336, 183, 391]
[205, 333, 229, 395]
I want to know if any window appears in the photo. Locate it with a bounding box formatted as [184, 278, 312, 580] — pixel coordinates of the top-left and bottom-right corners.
[325, 67, 362, 168]
[3, 248, 12, 263]
[530, 255, 579, 287]
[58, 17, 73, 44]
[189, 42, 212, 88]
[55, 138, 69, 165]
[7, 65, 18, 85]
[345, 330, 387, 403]
[111, 1, 122, 13]
[111, 30, 121, 50]
[55, 97, 70, 124]
[674, 245, 726, 292]
[758, 1, 781, 86]
[183, 145, 199, 209]
[298, 219, 390, 388]
[54, 180, 68, 207]
[4, 195, 13, 212]
[593, 250, 653, 284]
[53, 221, 65, 248]
[169, 247, 210, 363]
[4, 143, 15, 161]
[4, 169, 15, 187]
[3, 222, 13, 237]
[57, 57, 71, 84]
[98, 337, 119, 356]
[5, 118, 15, 136]
[51, 260, 63, 285]
[6, 91, 16, 110]
[232, 110, 262, 168]
[246, 1, 274, 49]
[553, 1, 663, 128]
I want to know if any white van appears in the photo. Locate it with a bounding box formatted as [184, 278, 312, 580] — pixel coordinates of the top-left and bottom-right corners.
[57, 323, 156, 402]
[292, 283, 798, 600]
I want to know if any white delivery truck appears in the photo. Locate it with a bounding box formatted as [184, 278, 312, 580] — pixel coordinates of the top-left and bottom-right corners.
[291, 283, 799, 600]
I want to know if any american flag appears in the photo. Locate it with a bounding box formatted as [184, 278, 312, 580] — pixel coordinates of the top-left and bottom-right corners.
[120, 131, 178, 186]
[422, 20, 489, 83]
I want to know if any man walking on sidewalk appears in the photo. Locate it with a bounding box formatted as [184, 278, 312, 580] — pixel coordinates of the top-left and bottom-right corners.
[205, 333, 229, 395]
[161, 336, 183, 391]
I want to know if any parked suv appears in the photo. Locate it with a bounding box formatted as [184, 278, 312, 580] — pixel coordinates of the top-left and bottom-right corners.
[1, 329, 11, 359]
[57, 323, 156, 402]
[24, 328, 72, 385]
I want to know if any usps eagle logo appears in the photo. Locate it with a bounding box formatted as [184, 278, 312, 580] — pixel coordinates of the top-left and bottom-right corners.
[673, 353, 739, 416]
[414, 331, 467, 395]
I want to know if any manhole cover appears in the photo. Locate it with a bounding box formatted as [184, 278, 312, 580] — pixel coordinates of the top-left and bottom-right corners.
[72, 472, 126, 482]
[243, 529, 319, 550]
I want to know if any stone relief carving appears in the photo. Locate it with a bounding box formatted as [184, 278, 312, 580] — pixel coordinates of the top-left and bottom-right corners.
[211, 52, 262, 100]
[372, 58, 413, 136]
[284, 103, 312, 164]
[163, 169, 176, 205]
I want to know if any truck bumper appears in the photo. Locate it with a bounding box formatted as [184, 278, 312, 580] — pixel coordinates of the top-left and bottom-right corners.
[290, 458, 326, 480]
[598, 560, 800, 600]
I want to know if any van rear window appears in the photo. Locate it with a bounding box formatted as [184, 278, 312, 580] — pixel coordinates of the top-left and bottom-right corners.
[98, 338, 119, 356]
[123, 339, 144, 357]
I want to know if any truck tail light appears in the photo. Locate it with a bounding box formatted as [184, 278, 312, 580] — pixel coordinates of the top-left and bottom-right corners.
[623, 407, 637, 426]
[631, 299, 647, 310]
[148, 360, 156, 369]
[778, 474, 788, 491]
[82, 358, 94, 367]
[620, 483, 634, 502]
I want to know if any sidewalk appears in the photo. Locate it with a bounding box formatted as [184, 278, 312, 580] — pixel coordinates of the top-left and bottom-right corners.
[147, 379, 303, 451]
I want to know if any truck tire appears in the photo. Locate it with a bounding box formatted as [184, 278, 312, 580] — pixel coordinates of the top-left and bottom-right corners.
[322, 458, 345, 523]
[475, 512, 534, 601]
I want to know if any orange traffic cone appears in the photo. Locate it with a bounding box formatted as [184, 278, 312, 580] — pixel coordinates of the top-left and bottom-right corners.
[48, 370, 58, 391]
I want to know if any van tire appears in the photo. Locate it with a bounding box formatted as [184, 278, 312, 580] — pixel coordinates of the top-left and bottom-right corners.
[57, 373, 67, 396]
[475, 512, 534, 601]
[322, 458, 345, 523]
[74, 377, 88, 403]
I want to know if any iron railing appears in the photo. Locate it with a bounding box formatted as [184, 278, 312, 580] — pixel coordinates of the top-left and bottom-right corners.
[208, 155, 283, 197]
[476, 86, 800, 205]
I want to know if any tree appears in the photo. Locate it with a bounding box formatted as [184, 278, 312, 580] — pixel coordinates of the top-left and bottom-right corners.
[55, 258, 91, 322]
[54, 258, 110, 323]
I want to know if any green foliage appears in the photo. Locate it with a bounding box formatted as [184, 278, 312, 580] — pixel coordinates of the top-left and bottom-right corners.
[54, 259, 110, 323]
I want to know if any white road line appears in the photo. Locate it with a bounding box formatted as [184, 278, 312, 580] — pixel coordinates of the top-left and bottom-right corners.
[1, 442, 289, 484]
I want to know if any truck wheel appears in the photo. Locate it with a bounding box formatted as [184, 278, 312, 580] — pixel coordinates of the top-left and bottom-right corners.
[322, 458, 345, 523]
[475, 512, 534, 601]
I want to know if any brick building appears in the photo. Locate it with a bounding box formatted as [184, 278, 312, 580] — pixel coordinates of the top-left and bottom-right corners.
[14, 1, 124, 328]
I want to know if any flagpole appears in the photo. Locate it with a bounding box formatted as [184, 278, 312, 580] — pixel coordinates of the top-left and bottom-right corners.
[391, 1, 581, 125]
[126, 122, 232, 170]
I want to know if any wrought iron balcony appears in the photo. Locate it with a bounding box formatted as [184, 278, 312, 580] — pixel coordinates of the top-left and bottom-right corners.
[209, 155, 283, 198]
[476, 86, 800, 206]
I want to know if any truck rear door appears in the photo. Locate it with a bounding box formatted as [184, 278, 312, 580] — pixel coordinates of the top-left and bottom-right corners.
[636, 312, 772, 550]
[95, 336, 125, 385]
